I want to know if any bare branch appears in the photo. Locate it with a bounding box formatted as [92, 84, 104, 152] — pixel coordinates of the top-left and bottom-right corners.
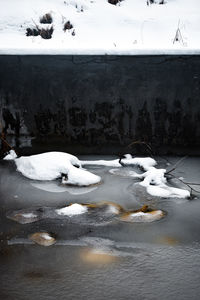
[166, 173, 200, 195]
[165, 156, 188, 175]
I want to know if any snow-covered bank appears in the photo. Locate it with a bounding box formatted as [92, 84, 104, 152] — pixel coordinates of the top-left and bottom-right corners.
[0, 0, 200, 55]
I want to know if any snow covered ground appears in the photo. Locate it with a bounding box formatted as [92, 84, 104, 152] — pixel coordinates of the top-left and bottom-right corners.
[0, 0, 199, 55]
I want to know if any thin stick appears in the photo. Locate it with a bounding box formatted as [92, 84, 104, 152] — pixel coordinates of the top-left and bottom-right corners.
[165, 156, 187, 175]
[167, 173, 200, 194]
[0, 120, 15, 152]
[31, 18, 40, 31]
[0, 136, 13, 150]
[127, 140, 153, 155]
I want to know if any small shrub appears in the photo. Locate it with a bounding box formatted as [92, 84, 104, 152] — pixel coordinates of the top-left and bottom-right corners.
[26, 26, 54, 39]
[147, 0, 166, 4]
[147, 0, 155, 4]
[63, 21, 73, 31]
[40, 13, 53, 24]
[26, 27, 40, 36]
[39, 26, 54, 39]
[108, 0, 122, 4]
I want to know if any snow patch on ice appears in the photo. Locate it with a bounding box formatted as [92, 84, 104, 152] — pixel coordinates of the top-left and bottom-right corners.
[121, 210, 164, 223]
[40, 233, 53, 240]
[56, 203, 88, 217]
[146, 185, 190, 198]
[82, 154, 190, 198]
[107, 155, 190, 198]
[4, 151, 190, 198]
[62, 166, 101, 186]
[22, 213, 37, 218]
[81, 158, 121, 167]
[81, 155, 156, 170]
[137, 167, 190, 198]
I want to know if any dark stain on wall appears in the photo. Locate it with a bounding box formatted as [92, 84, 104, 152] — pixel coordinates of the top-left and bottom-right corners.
[0, 55, 200, 155]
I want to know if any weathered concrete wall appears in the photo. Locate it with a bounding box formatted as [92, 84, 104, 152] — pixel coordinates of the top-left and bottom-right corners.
[0, 55, 200, 155]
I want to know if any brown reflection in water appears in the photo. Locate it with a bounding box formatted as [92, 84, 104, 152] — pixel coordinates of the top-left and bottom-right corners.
[155, 236, 179, 246]
[80, 247, 119, 266]
[24, 270, 62, 280]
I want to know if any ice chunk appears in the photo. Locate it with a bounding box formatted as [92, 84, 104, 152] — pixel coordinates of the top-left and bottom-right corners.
[29, 232, 56, 246]
[7, 208, 43, 224]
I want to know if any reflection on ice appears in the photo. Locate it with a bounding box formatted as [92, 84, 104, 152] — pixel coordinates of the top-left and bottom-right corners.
[80, 237, 115, 247]
[8, 236, 151, 259]
[31, 181, 97, 195]
[62, 186, 97, 195]
[31, 182, 70, 193]
[155, 236, 179, 246]
[80, 247, 119, 265]
[109, 168, 139, 178]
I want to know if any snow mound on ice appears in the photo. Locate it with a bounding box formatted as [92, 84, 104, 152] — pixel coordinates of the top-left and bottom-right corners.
[14, 151, 101, 186]
[120, 210, 164, 223]
[56, 203, 88, 216]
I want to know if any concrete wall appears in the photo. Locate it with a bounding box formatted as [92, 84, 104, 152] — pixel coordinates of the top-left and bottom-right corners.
[0, 55, 200, 155]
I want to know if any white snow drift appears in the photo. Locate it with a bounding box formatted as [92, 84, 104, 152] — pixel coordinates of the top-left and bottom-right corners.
[0, 0, 200, 55]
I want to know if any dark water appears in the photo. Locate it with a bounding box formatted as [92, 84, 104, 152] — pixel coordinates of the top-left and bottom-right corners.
[1, 156, 200, 300]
